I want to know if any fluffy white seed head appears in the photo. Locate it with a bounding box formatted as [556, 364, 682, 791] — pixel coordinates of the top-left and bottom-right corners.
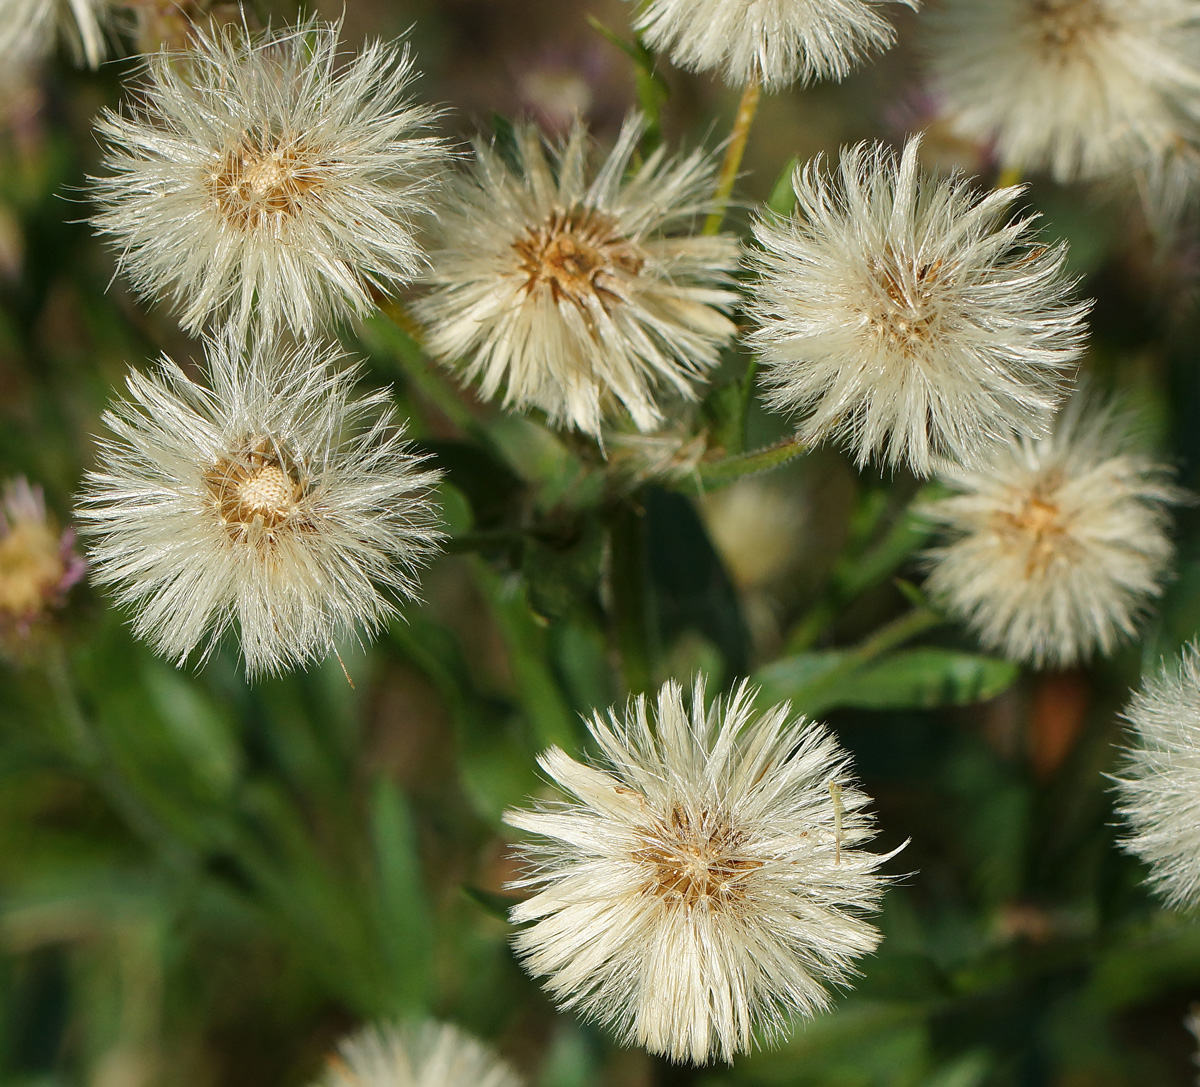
[319, 1021, 523, 1087]
[0, 0, 109, 68]
[746, 136, 1089, 477]
[77, 339, 443, 679]
[1113, 645, 1200, 912]
[927, 0, 1200, 188]
[414, 115, 740, 439]
[89, 18, 448, 339]
[632, 0, 919, 90]
[922, 396, 1181, 669]
[503, 677, 895, 1065]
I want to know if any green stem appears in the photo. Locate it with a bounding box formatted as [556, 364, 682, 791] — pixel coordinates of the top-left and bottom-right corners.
[704, 77, 762, 235]
[608, 499, 654, 694]
[682, 436, 806, 493]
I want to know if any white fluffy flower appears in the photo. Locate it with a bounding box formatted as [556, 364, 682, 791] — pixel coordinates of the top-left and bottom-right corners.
[632, 0, 919, 90]
[926, 0, 1200, 187]
[746, 136, 1089, 477]
[0, 0, 109, 68]
[320, 1021, 522, 1087]
[89, 18, 447, 338]
[77, 339, 442, 679]
[414, 115, 740, 439]
[504, 678, 894, 1065]
[922, 396, 1180, 668]
[1113, 645, 1200, 911]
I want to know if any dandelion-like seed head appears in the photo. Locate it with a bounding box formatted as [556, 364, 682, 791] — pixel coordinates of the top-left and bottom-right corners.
[89, 18, 449, 338]
[927, 0, 1200, 186]
[923, 396, 1182, 668]
[746, 136, 1089, 476]
[1, 0, 110, 68]
[320, 1021, 523, 1087]
[77, 339, 443, 679]
[1113, 645, 1200, 911]
[503, 678, 895, 1065]
[415, 115, 740, 438]
[631, 0, 919, 90]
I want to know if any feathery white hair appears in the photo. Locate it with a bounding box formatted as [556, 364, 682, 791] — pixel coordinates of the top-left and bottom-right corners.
[0, 0, 109, 67]
[633, 0, 919, 90]
[746, 136, 1089, 477]
[927, 0, 1200, 189]
[1114, 645, 1200, 912]
[504, 677, 895, 1065]
[77, 339, 442, 679]
[922, 395, 1181, 668]
[414, 115, 740, 439]
[320, 1021, 523, 1087]
[89, 18, 448, 338]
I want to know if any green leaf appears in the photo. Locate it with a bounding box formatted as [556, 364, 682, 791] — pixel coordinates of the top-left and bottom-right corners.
[461, 885, 517, 922]
[766, 156, 800, 217]
[757, 648, 1018, 715]
[369, 779, 432, 1012]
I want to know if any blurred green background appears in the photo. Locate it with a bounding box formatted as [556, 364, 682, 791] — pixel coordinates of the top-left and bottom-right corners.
[4, 2, 1200, 1086]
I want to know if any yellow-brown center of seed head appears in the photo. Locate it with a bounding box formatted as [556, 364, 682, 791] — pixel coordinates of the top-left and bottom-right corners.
[1030, 0, 1114, 52]
[205, 442, 308, 546]
[634, 804, 762, 910]
[0, 519, 63, 617]
[868, 251, 944, 355]
[211, 134, 324, 231]
[512, 207, 645, 313]
[995, 474, 1074, 577]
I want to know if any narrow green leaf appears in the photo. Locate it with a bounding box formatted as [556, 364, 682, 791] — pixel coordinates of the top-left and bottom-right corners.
[758, 647, 1018, 715]
[461, 884, 518, 922]
[766, 156, 800, 217]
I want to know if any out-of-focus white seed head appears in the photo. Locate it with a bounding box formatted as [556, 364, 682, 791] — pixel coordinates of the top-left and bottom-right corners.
[927, 0, 1200, 192]
[923, 395, 1182, 668]
[1114, 645, 1200, 911]
[631, 0, 919, 90]
[504, 677, 898, 1065]
[746, 136, 1089, 477]
[319, 1021, 523, 1087]
[0, 0, 110, 68]
[77, 338, 443, 679]
[414, 115, 740, 440]
[89, 18, 449, 338]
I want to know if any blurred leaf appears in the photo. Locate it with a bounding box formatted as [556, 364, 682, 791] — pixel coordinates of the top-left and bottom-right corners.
[521, 517, 603, 623]
[922, 1052, 991, 1087]
[369, 779, 431, 1013]
[758, 648, 1017, 716]
[645, 487, 749, 679]
[473, 561, 578, 750]
[460, 885, 516, 922]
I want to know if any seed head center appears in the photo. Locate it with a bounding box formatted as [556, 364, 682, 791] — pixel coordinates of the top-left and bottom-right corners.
[634, 806, 761, 909]
[997, 484, 1073, 576]
[212, 137, 322, 230]
[868, 253, 943, 352]
[206, 446, 306, 540]
[513, 208, 645, 311]
[1031, 0, 1113, 51]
